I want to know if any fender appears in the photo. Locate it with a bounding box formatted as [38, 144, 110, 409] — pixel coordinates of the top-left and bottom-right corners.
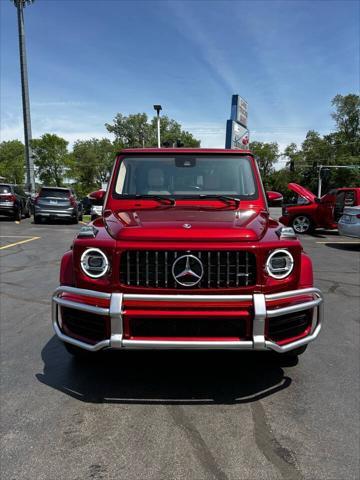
[299, 252, 313, 288]
[60, 250, 74, 286]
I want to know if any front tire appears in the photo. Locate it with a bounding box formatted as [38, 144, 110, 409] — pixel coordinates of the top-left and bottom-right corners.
[13, 208, 22, 221]
[34, 215, 41, 224]
[292, 215, 313, 234]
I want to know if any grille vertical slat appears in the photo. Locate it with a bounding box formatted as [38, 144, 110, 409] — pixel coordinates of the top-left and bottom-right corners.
[217, 252, 221, 287]
[155, 251, 159, 287]
[226, 252, 230, 286]
[165, 252, 168, 287]
[145, 251, 149, 286]
[120, 250, 256, 288]
[236, 252, 239, 287]
[136, 251, 140, 286]
[127, 251, 130, 285]
[208, 252, 211, 288]
[245, 251, 249, 286]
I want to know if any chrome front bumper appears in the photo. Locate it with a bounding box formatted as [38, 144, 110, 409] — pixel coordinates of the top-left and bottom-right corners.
[52, 286, 323, 353]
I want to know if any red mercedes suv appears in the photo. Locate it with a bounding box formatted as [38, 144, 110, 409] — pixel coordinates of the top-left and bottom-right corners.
[52, 149, 323, 359]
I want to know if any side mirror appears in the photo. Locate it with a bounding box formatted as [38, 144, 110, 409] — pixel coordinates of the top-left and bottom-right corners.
[266, 191, 283, 205]
[88, 190, 106, 202]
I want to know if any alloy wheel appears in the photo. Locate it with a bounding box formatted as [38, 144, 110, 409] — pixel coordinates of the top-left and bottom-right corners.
[292, 216, 311, 233]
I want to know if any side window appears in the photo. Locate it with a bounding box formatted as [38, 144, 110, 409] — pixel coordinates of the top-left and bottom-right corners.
[344, 191, 355, 207]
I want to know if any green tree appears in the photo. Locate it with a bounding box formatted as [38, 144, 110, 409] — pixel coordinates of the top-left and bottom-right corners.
[331, 94, 360, 156]
[105, 113, 149, 147]
[70, 138, 116, 196]
[249, 141, 279, 183]
[31, 134, 69, 186]
[283, 143, 304, 172]
[105, 113, 200, 147]
[149, 115, 200, 147]
[0, 140, 25, 184]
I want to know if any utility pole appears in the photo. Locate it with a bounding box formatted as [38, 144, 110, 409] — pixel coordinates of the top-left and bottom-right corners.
[13, 0, 35, 192]
[317, 166, 322, 198]
[153, 105, 162, 148]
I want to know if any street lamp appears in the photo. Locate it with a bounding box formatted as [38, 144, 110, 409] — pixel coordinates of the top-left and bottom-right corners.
[12, 0, 35, 193]
[153, 104, 162, 148]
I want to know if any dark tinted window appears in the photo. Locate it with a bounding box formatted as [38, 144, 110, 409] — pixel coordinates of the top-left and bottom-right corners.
[39, 188, 70, 198]
[0, 185, 13, 194]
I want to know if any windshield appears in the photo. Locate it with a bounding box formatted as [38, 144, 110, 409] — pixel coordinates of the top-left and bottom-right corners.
[114, 156, 257, 199]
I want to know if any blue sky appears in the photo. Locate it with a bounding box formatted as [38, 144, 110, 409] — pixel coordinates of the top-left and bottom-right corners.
[1, 0, 359, 161]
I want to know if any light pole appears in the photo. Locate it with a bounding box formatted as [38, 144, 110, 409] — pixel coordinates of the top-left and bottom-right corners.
[153, 104, 162, 148]
[317, 164, 360, 197]
[12, 0, 35, 193]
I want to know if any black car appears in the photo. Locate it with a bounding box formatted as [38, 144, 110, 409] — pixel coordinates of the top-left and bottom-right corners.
[0, 184, 32, 221]
[34, 187, 82, 224]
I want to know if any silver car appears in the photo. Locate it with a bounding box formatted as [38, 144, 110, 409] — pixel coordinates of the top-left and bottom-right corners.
[338, 206, 360, 239]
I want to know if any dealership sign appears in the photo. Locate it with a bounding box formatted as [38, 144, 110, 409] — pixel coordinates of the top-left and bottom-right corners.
[231, 95, 248, 127]
[225, 94, 250, 149]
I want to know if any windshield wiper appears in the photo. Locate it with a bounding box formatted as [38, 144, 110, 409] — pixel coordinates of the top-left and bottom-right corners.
[184, 194, 241, 208]
[123, 194, 176, 206]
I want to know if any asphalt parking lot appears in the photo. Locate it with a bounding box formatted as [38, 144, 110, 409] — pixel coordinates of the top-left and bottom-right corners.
[1, 215, 359, 480]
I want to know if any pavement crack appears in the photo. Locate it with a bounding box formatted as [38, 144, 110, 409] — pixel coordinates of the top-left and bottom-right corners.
[167, 405, 228, 480]
[251, 402, 303, 480]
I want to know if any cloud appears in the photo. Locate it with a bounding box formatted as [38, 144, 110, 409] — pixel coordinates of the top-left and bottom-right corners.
[166, 2, 239, 93]
[0, 114, 113, 147]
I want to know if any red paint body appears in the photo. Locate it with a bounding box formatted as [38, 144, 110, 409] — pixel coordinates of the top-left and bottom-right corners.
[58, 149, 319, 349]
[280, 183, 360, 231]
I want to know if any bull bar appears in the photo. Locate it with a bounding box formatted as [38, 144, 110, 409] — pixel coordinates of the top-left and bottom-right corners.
[52, 286, 323, 353]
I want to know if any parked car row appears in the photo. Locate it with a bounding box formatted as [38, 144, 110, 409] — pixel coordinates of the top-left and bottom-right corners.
[0, 182, 106, 225]
[1, 181, 358, 238]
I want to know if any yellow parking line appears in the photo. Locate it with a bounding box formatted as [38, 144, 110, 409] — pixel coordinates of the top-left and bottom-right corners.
[0, 236, 40, 250]
[316, 240, 360, 245]
[79, 221, 87, 225]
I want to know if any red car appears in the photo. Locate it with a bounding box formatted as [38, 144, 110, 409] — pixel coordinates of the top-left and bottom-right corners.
[280, 183, 360, 234]
[52, 149, 323, 359]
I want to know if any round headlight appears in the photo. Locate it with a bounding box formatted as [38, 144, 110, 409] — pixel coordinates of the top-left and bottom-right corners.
[80, 248, 109, 278]
[266, 249, 294, 279]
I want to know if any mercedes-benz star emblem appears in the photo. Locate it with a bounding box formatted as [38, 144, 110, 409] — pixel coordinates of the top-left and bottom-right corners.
[172, 255, 204, 287]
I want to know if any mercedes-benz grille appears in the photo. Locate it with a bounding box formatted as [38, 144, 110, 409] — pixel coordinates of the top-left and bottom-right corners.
[119, 250, 256, 288]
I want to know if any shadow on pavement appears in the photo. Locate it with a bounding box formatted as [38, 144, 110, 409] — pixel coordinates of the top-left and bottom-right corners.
[308, 229, 339, 238]
[324, 243, 360, 251]
[36, 336, 296, 405]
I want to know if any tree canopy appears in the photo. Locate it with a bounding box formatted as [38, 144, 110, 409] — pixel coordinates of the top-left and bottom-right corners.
[31, 134, 70, 186]
[0, 140, 25, 184]
[69, 138, 117, 196]
[105, 113, 200, 148]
